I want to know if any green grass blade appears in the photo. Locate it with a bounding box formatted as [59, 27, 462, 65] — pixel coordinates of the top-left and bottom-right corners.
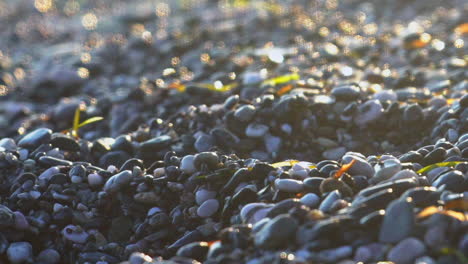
[417, 161, 466, 174]
[77, 117, 104, 128]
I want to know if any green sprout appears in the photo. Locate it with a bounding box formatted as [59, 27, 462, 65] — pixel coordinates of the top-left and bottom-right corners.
[63, 106, 104, 138]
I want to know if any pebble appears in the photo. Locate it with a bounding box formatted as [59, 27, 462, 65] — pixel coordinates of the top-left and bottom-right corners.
[180, 155, 196, 174]
[274, 178, 304, 193]
[373, 90, 397, 102]
[197, 199, 219, 218]
[103, 170, 133, 193]
[195, 189, 217, 205]
[37, 249, 61, 264]
[316, 246, 353, 263]
[379, 198, 414, 243]
[300, 193, 320, 208]
[387, 237, 426, 264]
[18, 128, 52, 149]
[354, 100, 384, 126]
[194, 134, 215, 152]
[245, 123, 269, 138]
[88, 173, 103, 187]
[0, 2, 467, 263]
[234, 105, 256, 122]
[264, 134, 282, 154]
[322, 147, 347, 160]
[371, 158, 402, 184]
[7, 242, 33, 264]
[62, 225, 89, 244]
[342, 153, 375, 178]
[254, 214, 298, 249]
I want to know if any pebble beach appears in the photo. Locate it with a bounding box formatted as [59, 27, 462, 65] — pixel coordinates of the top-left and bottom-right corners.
[0, 0, 467, 263]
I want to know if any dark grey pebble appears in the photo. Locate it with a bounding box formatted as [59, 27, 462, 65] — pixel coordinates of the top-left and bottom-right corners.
[103, 170, 133, 193]
[387, 237, 426, 264]
[139, 135, 172, 152]
[176, 242, 209, 262]
[18, 128, 52, 149]
[254, 214, 298, 249]
[379, 198, 414, 243]
[432, 170, 466, 192]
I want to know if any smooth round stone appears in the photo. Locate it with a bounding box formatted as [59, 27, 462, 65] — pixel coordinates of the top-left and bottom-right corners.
[389, 169, 418, 182]
[103, 170, 132, 193]
[139, 135, 171, 152]
[354, 243, 388, 263]
[432, 170, 465, 192]
[195, 189, 217, 205]
[291, 169, 308, 179]
[62, 225, 88, 244]
[373, 90, 397, 102]
[415, 256, 436, 264]
[387, 237, 426, 264]
[254, 214, 298, 249]
[197, 199, 219, 218]
[88, 173, 103, 187]
[71, 176, 82, 183]
[0, 138, 16, 151]
[354, 100, 384, 126]
[275, 178, 304, 193]
[424, 225, 447, 250]
[371, 159, 402, 184]
[292, 162, 314, 171]
[129, 253, 153, 264]
[240, 203, 272, 223]
[316, 246, 353, 263]
[322, 147, 347, 160]
[426, 167, 450, 182]
[147, 207, 163, 216]
[223, 95, 240, 110]
[342, 153, 375, 178]
[281, 123, 292, 134]
[243, 72, 264, 85]
[403, 104, 424, 123]
[245, 123, 269, 138]
[194, 134, 215, 152]
[250, 208, 271, 224]
[331, 85, 360, 101]
[18, 128, 52, 149]
[7, 242, 33, 264]
[18, 149, 29, 161]
[38, 166, 60, 180]
[316, 137, 339, 148]
[134, 192, 159, 204]
[319, 190, 341, 213]
[264, 134, 282, 153]
[13, 211, 29, 230]
[176, 242, 209, 262]
[193, 152, 219, 170]
[300, 193, 320, 208]
[180, 155, 196, 174]
[234, 105, 256, 122]
[37, 249, 60, 264]
[379, 198, 414, 243]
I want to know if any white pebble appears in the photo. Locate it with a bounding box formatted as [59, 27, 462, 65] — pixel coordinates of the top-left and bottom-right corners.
[180, 155, 196, 174]
[275, 178, 304, 193]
